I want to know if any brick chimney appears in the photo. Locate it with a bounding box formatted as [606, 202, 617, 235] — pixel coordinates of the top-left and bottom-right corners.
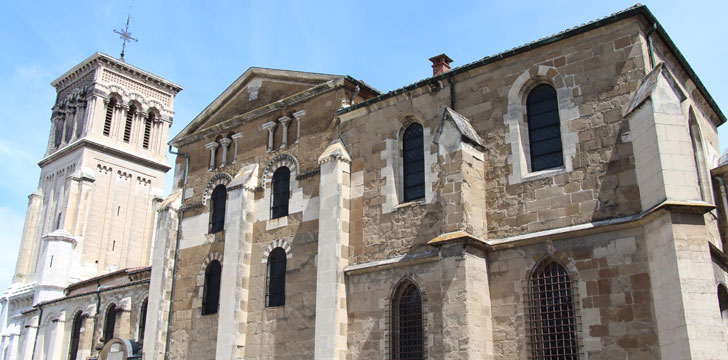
[429, 54, 453, 76]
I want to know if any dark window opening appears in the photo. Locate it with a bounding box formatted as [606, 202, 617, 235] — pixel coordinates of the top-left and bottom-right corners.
[527, 84, 563, 171]
[138, 299, 148, 343]
[103, 304, 117, 343]
[68, 311, 86, 360]
[392, 281, 423, 360]
[54, 119, 64, 148]
[403, 123, 425, 202]
[266, 248, 286, 307]
[528, 259, 578, 359]
[271, 167, 290, 219]
[210, 185, 227, 233]
[143, 113, 153, 149]
[123, 105, 135, 143]
[103, 99, 116, 137]
[202, 260, 222, 315]
[719, 284, 728, 321]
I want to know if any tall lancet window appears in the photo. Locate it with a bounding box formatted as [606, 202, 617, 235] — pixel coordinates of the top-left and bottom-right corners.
[526, 84, 563, 171]
[123, 105, 135, 143]
[271, 167, 290, 219]
[528, 259, 578, 359]
[103, 98, 116, 136]
[54, 118, 64, 148]
[143, 112, 153, 149]
[403, 123, 425, 202]
[202, 260, 222, 315]
[392, 280, 423, 359]
[209, 185, 227, 233]
[103, 304, 117, 343]
[266, 247, 286, 307]
[138, 298, 148, 343]
[68, 311, 86, 360]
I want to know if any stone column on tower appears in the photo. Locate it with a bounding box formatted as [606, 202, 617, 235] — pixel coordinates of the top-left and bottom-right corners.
[219, 137, 232, 168]
[262, 121, 278, 152]
[206, 142, 219, 171]
[293, 109, 305, 144]
[278, 116, 291, 149]
[231, 132, 243, 163]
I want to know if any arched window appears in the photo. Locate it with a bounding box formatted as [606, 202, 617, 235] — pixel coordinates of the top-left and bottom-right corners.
[54, 118, 64, 148]
[103, 304, 117, 343]
[143, 112, 153, 149]
[138, 298, 148, 343]
[123, 105, 135, 143]
[403, 123, 425, 202]
[689, 108, 710, 201]
[103, 98, 116, 136]
[271, 167, 290, 219]
[718, 284, 728, 322]
[528, 259, 577, 359]
[266, 248, 286, 307]
[202, 260, 222, 315]
[527, 84, 563, 172]
[68, 311, 86, 360]
[209, 185, 227, 233]
[392, 280, 423, 360]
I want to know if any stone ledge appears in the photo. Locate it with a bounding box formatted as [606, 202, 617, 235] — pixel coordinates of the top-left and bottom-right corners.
[488, 199, 716, 250]
[344, 251, 438, 275]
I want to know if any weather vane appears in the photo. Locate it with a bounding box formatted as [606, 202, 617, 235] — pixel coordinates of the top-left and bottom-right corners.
[113, 12, 138, 61]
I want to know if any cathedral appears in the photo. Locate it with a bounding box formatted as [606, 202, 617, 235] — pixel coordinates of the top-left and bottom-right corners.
[2, 4, 728, 359]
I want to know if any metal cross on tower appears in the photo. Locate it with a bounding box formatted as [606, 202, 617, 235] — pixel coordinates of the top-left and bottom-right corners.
[113, 14, 138, 61]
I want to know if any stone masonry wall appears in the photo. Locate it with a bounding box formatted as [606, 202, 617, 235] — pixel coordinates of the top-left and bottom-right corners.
[488, 227, 658, 359]
[171, 80, 364, 359]
[340, 18, 649, 267]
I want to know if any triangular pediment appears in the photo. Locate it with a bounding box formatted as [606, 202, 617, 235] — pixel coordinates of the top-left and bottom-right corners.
[173, 68, 339, 142]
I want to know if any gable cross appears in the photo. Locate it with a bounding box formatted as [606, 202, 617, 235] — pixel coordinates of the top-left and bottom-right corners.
[113, 14, 138, 61]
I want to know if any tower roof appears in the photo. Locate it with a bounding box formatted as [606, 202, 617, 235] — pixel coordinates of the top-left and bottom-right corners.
[50, 52, 183, 93]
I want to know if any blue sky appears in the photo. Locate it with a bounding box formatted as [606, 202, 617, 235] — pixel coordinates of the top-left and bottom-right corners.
[0, 0, 726, 293]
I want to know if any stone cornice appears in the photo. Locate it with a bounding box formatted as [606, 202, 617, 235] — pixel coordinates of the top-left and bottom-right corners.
[170, 77, 346, 147]
[485, 200, 715, 250]
[51, 52, 183, 94]
[38, 138, 171, 172]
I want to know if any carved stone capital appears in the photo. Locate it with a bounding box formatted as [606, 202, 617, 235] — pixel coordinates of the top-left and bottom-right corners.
[205, 141, 220, 149]
[262, 121, 278, 131]
[293, 109, 306, 119]
[278, 116, 292, 127]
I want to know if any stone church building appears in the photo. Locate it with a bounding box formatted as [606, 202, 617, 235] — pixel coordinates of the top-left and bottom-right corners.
[3, 4, 728, 359]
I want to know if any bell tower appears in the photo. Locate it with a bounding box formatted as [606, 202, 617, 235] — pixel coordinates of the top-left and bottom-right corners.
[7, 53, 182, 304]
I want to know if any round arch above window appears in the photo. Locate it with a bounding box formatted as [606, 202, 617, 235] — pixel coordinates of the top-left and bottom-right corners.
[202, 172, 232, 205]
[261, 153, 299, 185]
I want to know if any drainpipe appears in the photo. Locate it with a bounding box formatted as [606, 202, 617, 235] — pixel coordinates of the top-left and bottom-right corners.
[646, 22, 657, 69]
[164, 146, 189, 360]
[29, 305, 42, 360]
[447, 76, 456, 110]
